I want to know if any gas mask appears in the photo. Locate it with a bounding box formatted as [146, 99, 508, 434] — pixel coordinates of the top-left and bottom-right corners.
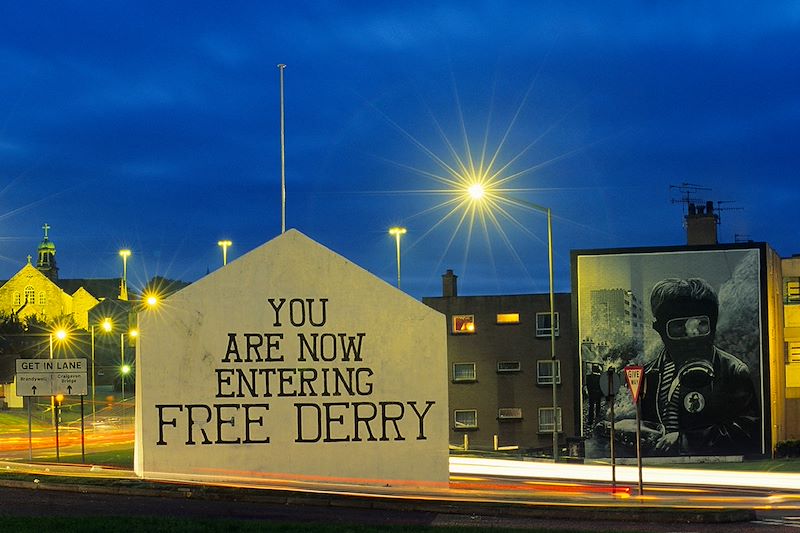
[659, 315, 716, 395]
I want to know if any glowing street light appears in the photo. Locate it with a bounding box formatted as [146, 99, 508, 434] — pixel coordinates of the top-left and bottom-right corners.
[91, 318, 113, 424]
[388, 227, 407, 289]
[119, 249, 131, 301]
[120, 328, 138, 406]
[217, 240, 232, 266]
[466, 182, 559, 460]
[468, 183, 485, 200]
[48, 327, 69, 426]
[144, 292, 159, 309]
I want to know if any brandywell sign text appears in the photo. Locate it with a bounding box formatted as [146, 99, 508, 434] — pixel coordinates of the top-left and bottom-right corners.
[156, 298, 436, 447]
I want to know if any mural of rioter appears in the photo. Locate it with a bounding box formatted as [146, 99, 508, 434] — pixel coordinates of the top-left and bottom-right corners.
[641, 277, 759, 456]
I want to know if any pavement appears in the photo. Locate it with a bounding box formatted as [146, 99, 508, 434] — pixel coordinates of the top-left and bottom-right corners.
[0, 459, 768, 526]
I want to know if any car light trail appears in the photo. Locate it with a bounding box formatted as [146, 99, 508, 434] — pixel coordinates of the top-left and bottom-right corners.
[449, 456, 800, 492]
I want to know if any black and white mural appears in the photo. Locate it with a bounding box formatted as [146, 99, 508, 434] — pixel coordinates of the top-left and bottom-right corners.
[575, 247, 764, 458]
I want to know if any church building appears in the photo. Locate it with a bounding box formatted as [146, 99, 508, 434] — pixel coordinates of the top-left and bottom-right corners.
[0, 224, 122, 329]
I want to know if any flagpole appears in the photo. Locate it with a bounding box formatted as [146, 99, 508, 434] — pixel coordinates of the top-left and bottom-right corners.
[278, 63, 287, 234]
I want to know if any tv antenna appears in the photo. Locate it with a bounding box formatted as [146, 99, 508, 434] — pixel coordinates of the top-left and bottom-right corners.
[712, 200, 744, 225]
[670, 182, 711, 214]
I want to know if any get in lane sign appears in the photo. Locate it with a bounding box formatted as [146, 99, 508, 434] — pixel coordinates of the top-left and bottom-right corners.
[15, 358, 88, 397]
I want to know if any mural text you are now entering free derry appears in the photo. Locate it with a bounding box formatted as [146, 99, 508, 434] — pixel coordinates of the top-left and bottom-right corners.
[134, 230, 449, 486]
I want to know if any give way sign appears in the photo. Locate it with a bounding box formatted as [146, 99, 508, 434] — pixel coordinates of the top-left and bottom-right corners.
[624, 365, 645, 404]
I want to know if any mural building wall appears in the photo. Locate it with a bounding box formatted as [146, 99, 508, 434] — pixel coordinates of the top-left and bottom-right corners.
[573, 245, 781, 458]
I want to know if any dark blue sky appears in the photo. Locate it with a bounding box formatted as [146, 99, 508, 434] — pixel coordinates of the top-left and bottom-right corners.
[1, 2, 798, 299]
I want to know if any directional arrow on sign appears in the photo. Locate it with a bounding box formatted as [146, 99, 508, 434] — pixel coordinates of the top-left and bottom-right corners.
[31, 385, 37, 395]
[67, 385, 73, 394]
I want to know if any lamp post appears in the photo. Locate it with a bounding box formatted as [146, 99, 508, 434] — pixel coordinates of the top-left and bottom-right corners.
[516, 200, 558, 461]
[90, 318, 113, 425]
[468, 185, 559, 460]
[217, 240, 232, 266]
[48, 328, 68, 426]
[119, 249, 131, 301]
[388, 227, 407, 289]
[120, 329, 137, 406]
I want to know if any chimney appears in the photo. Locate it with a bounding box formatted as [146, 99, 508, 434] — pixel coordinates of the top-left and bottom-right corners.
[685, 201, 718, 245]
[442, 269, 458, 297]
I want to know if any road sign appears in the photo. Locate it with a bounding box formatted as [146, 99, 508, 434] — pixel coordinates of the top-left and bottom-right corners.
[624, 365, 645, 403]
[15, 358, 88, 397]
[599, 369, 621, 398]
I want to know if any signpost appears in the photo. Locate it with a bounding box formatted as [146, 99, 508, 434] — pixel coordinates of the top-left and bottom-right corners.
[624, 365, 645, 495]
[16, 359, 88, 396]
[15, 358, 88, 463]
[599, 367, 621, 490]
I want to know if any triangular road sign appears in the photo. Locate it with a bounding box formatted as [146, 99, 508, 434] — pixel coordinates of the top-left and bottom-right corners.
[624, 365, 645, 403]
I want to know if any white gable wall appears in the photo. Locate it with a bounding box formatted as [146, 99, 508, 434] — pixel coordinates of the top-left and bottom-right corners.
[135, 230, 448, 484]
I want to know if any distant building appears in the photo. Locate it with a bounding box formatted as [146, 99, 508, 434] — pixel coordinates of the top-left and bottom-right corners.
[588, 288, 644, 349]
[0, 225, 121, 329]
[423, 270, 577, 454]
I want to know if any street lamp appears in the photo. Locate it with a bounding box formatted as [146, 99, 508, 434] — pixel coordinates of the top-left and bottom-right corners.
[48, 328, 68, 426]
[468, 184, 559, 460]
[388, 227, 407, 289]
[90, 318, 114, 425]
[143, 291, 160, 309]
[119, 249, 131, 301]
[217, 240, 232, 266]
[120, 328, 138, 405]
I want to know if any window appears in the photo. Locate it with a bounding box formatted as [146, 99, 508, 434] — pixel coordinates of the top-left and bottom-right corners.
[538, 407, 562, 433]
[454, 409, 478, 429]
[536, 312, 560, 337]
[38, 291, 46, 305]
[13, 292, 21, 306]
[496, 313, 520, 324]
[498, 408, 522, 420]
[537, 360, 561, 385]
[452, 315, 476, 334]
[497, 361, 521, 373]
[452, 362, 476, 382]
[24, 286, 35, 304]
[788, 342, 800, 364]
[786, 278, 800, 304]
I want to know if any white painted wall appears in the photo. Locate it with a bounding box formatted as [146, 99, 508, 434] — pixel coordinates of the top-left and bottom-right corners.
[135, 230, 448, 485]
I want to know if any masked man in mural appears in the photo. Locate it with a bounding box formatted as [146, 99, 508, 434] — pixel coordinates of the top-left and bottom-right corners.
[640, 278, 759, 456]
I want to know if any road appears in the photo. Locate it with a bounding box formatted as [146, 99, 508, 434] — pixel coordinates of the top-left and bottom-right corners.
[3, 422, 800, 531]
[1, 483, 799, 531]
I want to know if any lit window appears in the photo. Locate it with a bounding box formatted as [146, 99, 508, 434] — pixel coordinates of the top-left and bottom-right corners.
[13, 292, 21, 306]
[536, 312, 560, 337]
[537, 360, 561, 385]
[788, 342, 800, 364]
[38, 292, 46, 305]
[452, 315, 476, 334]
[497, 361, 521, 373]
[454, 410, 478, 429]
[538, 407, 562, 433]
[786, 278, 800, 304]
[453, 363, 476, 382]
[24, 286, 35, 304]
[496, 313, 520, 324]
[498, 408, 522, 420]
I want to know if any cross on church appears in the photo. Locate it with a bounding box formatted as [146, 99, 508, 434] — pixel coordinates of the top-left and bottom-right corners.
[42, 223, 50, 239]
[27, 255, 32, 264]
